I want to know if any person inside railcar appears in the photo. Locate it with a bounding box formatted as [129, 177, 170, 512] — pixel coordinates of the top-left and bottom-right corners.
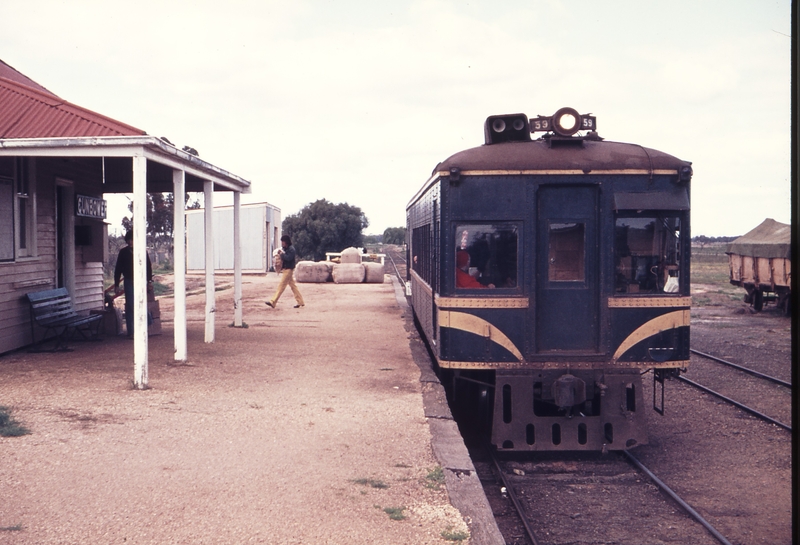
[456, 250, 495, 289]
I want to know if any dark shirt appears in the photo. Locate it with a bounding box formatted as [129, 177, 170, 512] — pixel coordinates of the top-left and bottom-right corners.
[114, 246, 153, 286]
[281, 245, 297, 269]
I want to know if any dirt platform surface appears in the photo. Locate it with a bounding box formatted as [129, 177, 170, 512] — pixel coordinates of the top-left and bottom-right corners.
[1, 274, 473, 544]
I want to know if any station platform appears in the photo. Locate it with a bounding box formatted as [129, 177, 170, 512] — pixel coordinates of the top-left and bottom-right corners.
[0, 274, 504, 544]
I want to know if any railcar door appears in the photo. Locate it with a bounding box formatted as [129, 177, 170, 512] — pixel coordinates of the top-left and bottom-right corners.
[535, 185, 599, 352]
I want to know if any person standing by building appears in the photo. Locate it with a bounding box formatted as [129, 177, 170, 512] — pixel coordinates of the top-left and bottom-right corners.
[114, 230, 153, 337]
[266, 235, 304, 309]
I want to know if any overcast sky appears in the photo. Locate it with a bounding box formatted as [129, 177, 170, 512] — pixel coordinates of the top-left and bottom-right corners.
[1, 0, 792, 237]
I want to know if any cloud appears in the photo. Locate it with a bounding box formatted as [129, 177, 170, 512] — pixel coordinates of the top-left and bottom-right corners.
[0, 0, 791, 236]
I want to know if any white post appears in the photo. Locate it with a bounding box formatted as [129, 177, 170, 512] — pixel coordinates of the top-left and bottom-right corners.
[233, 192, 243, 327]
[173, 169, 187, 362]
[203, 181, 215, 343]
[132, 155, 149, 388]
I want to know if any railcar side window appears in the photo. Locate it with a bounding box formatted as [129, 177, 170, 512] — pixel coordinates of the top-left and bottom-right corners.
[412, 224, 432, 285]
[455, 224, 517, 289]
[615, 216, 681, 294]
[548, 222, 585, 282]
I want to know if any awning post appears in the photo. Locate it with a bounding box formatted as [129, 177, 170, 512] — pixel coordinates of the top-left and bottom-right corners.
[173, 169, 187, 361]
[203, 181, 215, 343]
[233, 192, 243, 327]
[133, 155, 149, 388]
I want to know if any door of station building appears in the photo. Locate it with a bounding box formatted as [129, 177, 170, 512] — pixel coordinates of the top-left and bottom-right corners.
[535, 185, 599, 353]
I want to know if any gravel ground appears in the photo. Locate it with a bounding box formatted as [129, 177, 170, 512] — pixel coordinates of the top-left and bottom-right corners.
[0, 275, 471, 544]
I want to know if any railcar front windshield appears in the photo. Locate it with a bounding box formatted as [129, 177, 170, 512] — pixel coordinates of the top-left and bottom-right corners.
[614, 215, 682, 294]
[455, 224, 518, 289]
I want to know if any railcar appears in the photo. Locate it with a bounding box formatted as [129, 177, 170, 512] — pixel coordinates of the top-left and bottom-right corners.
[406, 107, 693, 451]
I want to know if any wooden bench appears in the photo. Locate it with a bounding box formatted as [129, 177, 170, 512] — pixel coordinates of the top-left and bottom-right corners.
[26, 288, 103, 352]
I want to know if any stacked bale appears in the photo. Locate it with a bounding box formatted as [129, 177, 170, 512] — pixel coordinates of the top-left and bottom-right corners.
[295, 261, 332, 283]
[332, 263, 365, 283]
[363, 262, 385, 283]
[292, 247, 384, 284]
[332, 247, 365, 283]
[339, 247, 362, 263]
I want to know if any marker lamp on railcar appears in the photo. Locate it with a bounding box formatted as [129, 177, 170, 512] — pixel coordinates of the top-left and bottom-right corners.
[679, 165, 693, 183]
[484, 113, 531, 144]
[530, 107, 597, 137]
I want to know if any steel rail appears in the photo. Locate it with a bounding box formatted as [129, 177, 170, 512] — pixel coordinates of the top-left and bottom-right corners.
[489, 453, 540, 545]
[690, 349, 791, 388]
[387, 253, 406, 289]
[622, 450, 735, 545]
[678, 376, 792, 431]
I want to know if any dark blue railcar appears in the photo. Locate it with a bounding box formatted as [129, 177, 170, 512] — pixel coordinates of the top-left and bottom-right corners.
[406, 108, 692, 451]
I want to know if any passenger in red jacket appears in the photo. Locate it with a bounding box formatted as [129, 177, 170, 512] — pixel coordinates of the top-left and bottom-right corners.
[456, 250, 494, 289]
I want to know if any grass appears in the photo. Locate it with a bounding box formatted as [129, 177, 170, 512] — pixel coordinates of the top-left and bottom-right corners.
[352, 478, 389, 489]
[690, 249, 731, 285]
[0, 406, 30, 437]
[382, 506, 407, 521]
[689, 245, 750, 308]
[441, 527, 470, 541]
[152, 281, 170, 296]
[425, 466, 445, 489]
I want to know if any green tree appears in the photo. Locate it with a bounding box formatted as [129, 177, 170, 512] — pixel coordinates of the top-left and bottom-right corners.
[283, 199, 369, 261]
[120, 192, 201, 268]
[121, 192, 201, 245]
[382, 227, 406, 245]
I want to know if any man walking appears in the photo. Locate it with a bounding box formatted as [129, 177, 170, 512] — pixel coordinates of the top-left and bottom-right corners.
[266, 235, 304, 309]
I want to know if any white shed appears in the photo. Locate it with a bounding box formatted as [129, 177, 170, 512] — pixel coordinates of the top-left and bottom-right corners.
[186, 202, 281, 273]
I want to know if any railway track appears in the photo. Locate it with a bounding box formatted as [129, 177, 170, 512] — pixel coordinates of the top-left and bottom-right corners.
[396, 243, 792, 543]
[475, 448, 733, 545]
[384, 245, 407, 286]
[679, 348, 792, 431]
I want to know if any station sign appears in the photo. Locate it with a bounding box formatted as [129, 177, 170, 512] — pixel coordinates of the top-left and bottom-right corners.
[76, 194, 107, 219]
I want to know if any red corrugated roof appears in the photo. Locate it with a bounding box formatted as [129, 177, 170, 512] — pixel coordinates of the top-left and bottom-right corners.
[0, 59, 57, 96]
[0, 75, 146, 138]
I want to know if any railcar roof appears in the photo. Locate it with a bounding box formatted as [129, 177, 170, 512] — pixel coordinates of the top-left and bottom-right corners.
[436, 138, 690, 173]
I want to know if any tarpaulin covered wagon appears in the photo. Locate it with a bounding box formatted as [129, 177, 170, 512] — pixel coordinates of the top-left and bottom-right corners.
[727, 218, 791, 314]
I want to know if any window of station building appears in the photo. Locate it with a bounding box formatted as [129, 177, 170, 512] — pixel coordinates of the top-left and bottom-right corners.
[0, 158, 36, 262]
[548, 222, 585, 282]
[0, 175, 13, 261]
[455, 224, 518, 289]
[615, 215, 681, 294]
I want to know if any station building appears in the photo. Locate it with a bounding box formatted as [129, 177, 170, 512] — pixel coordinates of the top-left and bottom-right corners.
[0, 59, 252, 386]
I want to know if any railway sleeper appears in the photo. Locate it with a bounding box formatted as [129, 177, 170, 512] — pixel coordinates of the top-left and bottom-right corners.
[492, 369, 647, 451]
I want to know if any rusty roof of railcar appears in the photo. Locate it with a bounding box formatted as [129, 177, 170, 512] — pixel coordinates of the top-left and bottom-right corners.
[436, 138, 691, 174]
[0, 76, 146, 138]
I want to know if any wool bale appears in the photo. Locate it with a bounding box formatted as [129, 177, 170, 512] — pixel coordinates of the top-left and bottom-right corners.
[332, 263, 365, 284]
[295, 261, 332, 283]
[340, 247, 362, 264]
[363, 262, 385, 283]
[320, 261, 334, 275]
